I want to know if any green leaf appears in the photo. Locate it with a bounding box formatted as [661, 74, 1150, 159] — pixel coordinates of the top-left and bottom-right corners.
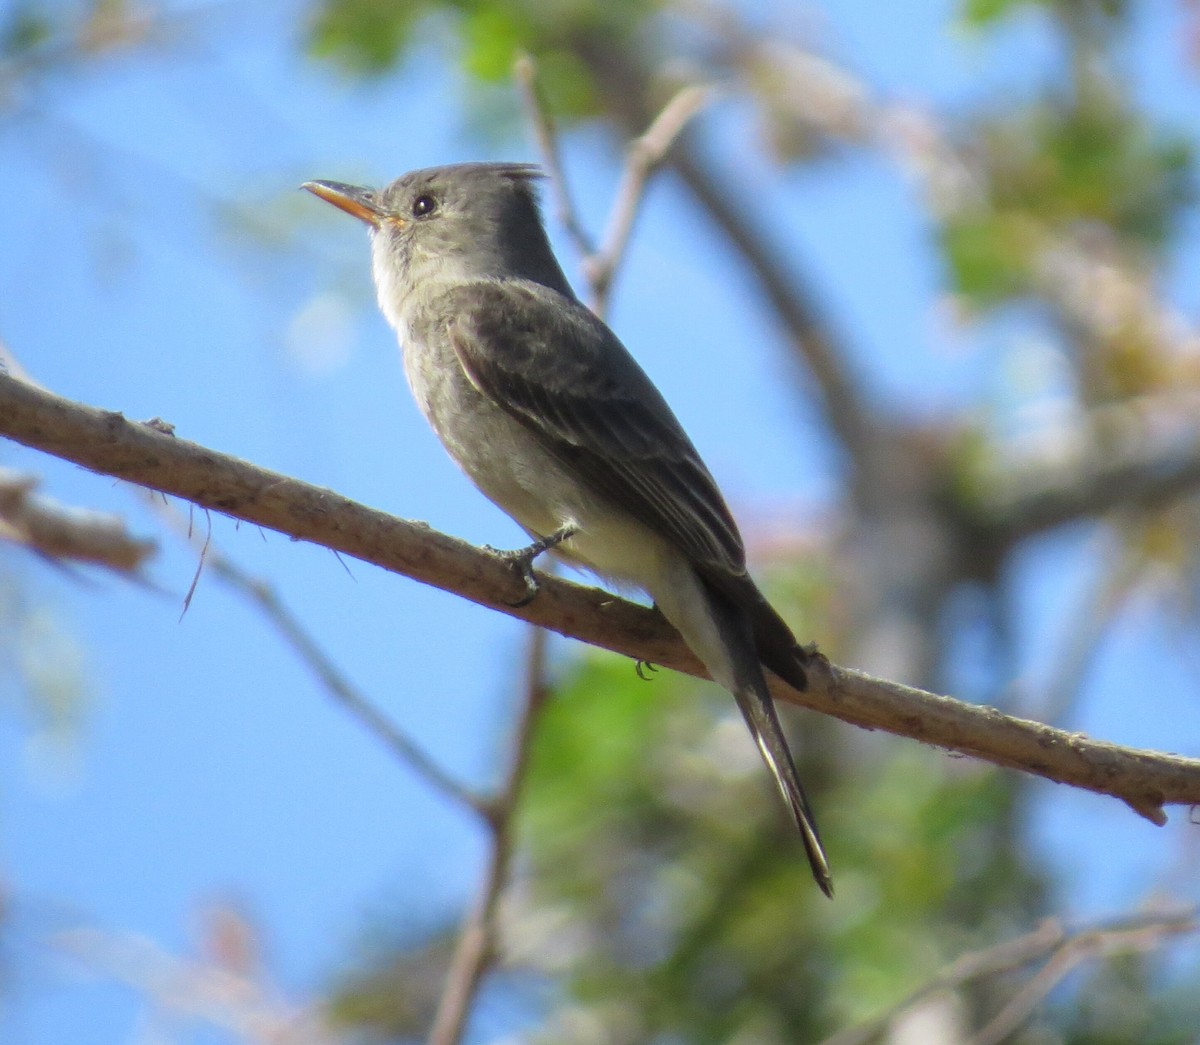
[1, 4, 52, 57]
[306, 0, 428, 75]
[960, 0, 1033, 27]
[940, 212, 1036, 306]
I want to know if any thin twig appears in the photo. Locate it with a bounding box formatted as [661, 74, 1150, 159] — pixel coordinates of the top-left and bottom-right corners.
[970, 945, 1083, 1045]
[971, 412, 1200, 545]
[516, 55, 714, 318]
[514, 53, 595, 261]
[968, 910, 1197, 1045]
[589, 83, 716, 312]
[0, 466, 157, 573]
[821, 908, 1197, 1045]
[1, 373, 1199, 820]
[213, 555, 489, 820]
[149, 494, 489, 821]
[55, 923, 340, 1045]
[427, 626, 551, 1045]
[179, 506, 212, 619]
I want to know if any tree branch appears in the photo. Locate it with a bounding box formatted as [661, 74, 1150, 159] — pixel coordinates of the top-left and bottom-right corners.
[820, 907, 1197, 1045]
[55, 922, 338, 1044]
[517, 55, 715, 318]
[427, 626, 551, 1045]
[970, 408, 1200, 544]
[1, 372, 1198, 822]
[968, 909, 1197, 1045]
[674, 142, 881, 462]
[589, 84, 716, 311]
[0, 465, 157, 573]
[513, 54, 596, 264]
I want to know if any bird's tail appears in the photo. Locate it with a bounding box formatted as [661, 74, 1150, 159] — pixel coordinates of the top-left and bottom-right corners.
[732, 673, 833, 897]
[708, 588, 833, 898]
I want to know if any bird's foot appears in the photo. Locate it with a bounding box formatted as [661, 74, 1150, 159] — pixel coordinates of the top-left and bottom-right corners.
[800, 641, 827, 668]
[635, 660, 659, 681]
[486, 525, 577, 607]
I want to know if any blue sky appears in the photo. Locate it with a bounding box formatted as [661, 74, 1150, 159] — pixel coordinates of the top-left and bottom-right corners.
[1, 0, 1198, 1041]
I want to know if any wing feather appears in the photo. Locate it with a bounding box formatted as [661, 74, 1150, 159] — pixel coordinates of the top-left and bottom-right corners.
[442, 280, 746, 575]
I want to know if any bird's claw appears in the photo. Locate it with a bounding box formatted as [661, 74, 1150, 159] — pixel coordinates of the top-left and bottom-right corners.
[485, 543, 542, 607]
[486, 525, 577, 608]
[635, 660, 659, 681]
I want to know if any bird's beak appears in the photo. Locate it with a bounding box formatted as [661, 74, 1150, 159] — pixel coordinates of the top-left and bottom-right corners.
[302, 180, 387, 228]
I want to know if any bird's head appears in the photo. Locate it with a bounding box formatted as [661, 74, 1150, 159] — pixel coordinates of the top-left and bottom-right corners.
[303, 163, 572, 300]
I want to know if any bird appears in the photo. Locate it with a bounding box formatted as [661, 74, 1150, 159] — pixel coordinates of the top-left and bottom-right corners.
[303, 162, 832, 897]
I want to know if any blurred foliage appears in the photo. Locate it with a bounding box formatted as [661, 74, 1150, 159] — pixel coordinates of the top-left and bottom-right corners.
[324, 644, 1055, 1042]
[0, 3, 52, 57]
[941, 96, 1194, 310]
[515, 651, 1046, 1041]
[322, 640, 1199, 1042]
[0, 573, 89, 753]
[307, 0, 658, 116]
[0, 0, 155, 68]
[1054, 955, 1200, 1044]
[960, 0, 1129, 29]
[326, 927, 456, 1039]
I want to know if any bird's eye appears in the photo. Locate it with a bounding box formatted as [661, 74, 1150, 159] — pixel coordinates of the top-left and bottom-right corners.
[411, 194, 438, 218]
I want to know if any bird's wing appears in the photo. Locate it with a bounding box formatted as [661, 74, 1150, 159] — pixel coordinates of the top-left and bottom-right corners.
[442, 280, 746, 576]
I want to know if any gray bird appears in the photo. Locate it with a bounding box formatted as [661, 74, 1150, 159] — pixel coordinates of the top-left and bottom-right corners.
[303, 163, 832, 897]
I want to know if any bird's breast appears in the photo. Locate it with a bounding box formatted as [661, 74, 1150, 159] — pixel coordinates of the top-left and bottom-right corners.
[395, 323, 672, 590]
[399, 324, 565, 529]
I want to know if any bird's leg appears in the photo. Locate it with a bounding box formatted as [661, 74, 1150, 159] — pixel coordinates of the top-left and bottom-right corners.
[486, 525, 577, 607]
